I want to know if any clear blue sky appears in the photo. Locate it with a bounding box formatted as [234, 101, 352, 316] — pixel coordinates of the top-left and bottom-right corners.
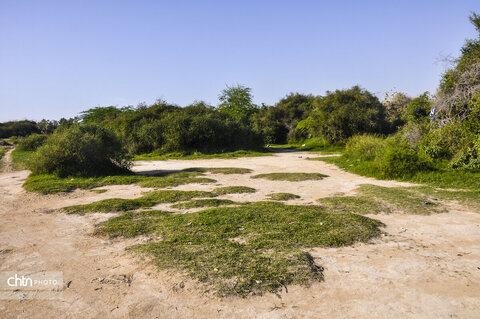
[1, 0, 479, 121]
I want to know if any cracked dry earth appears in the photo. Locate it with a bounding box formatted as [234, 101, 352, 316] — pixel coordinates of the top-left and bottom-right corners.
[0, 151, 479, 318]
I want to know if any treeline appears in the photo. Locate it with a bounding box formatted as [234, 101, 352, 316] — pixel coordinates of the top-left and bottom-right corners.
[0, 118, 73, 138]
[5, 12, 479, 178]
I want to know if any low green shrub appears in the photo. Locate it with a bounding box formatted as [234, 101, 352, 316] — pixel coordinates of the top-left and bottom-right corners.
[27, 124, 131, 177]
[345, 135, 385, 161]
[449, 135, 480, 169]
[377, 143, 432, 178]
[17, 134, 48, 151]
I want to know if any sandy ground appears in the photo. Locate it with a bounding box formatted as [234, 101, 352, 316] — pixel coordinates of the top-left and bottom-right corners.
[0, 152, 479, 318]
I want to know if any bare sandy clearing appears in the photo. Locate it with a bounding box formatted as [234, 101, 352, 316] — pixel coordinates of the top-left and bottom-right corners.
[0, 152, 479, 318]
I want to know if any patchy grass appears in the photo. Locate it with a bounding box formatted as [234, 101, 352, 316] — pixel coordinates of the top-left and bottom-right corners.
[267, 193, 300, 201]
[10, 149, 35, 170]
[94, 210, 174, 237]
[23, 173, 216, 194]
[133, 150, 273, 161]
[95, 201, 383, 296]
[318, 184, 446, 215]
[64, 190, 217, 214]
[213, 186, 256, 195]
[171, 199, 238, 209]
[183, 167, 252, 174]
[316, 155, 480, 190]
[91, 189, 108, 194]
[251, 173, 328, 182]
[410, 186, 480, 211]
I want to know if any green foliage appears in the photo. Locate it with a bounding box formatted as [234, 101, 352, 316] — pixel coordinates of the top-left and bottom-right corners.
[377, 142, 432, 179]
[96, 101, 263, 155]
[345, 135, 385, 161]
[305, 86, 387, 142]
[80, 106, 133, 123]
[27, 124, 131, 177]
[316, 154, 480, 190]
[17, 134, 48, 151]
[251, 173, 328, 181]
[213, 186, 256, 195]
[267, 193, 300, 201]
[402, 92, 432, 123]
[252, 93, 315, 144]
[383, 92, 412, 131]
[0, 120, 39, 138]
[449, 134, 480, 169]
[217, 84, 258, 120]
[95, 201, 383, 296]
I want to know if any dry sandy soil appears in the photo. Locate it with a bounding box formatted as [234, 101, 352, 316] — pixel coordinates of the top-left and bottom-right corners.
[0, 151, 479, 318]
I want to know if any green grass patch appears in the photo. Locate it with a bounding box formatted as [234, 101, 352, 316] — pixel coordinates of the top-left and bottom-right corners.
[269, 138, 344, 154]
[315, 155, 480, 190]
[23, 173, 216, 194]
[64, 190, 217, 214]
[95, 201, 383, 296]
[183, 167, 252, 174]
[133, 150, 273, 161]
[171, 199, 238, 209]
[267, 193, 300, 201]
[251, 173, 328, 182]
[213, 186, 256, 195]
[10, 149, 35, 170]
[318, 184, 446, 215]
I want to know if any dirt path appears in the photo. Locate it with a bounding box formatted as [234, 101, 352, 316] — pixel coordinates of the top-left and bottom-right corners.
[0, 152, 479, 318]
[1, 148, 14, 173]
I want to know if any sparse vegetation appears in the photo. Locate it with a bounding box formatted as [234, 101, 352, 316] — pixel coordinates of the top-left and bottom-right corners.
[64, 190, 217, 214]
[213, 186, 256, 195]
[23, 173, 216, 194]
[95, 201, 383, 296]
[267, 193, 300, 201]
[134, 150, 272, 161]
[171, 199, 238, 209]
[183, 167, 252, 174]
[251, 173, 327, 181]
[318, 184, 446, 215]
[316, 155, 480, 190]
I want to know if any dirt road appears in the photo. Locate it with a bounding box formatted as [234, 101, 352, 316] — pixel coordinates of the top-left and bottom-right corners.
[0, 152, 479, 318]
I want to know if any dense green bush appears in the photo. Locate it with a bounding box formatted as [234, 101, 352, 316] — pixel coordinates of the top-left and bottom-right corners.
[87, 101, 263, 155]
[377, 142, 432, 178]
[17, 134, 48, 151]
[449, 135, 480, 169]
[28, 125, 131, 177]
[252, 93, 314, 144]
[345, 135, 385, 161]
[402, 93, 432, 124]
[305, 86, 387, 143]
[0, 120, 39, 138]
